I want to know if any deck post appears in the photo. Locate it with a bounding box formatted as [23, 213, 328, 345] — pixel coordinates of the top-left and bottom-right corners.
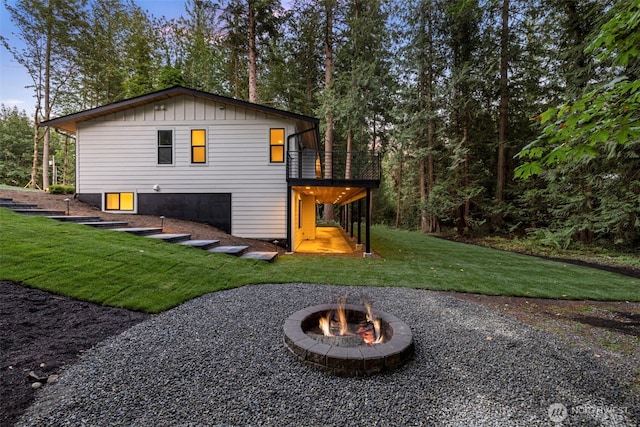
[349, 203, 354, 238]
[286, 186, 292, 253]
[365, 188, 371, 257]
[357, 198, 362, 245]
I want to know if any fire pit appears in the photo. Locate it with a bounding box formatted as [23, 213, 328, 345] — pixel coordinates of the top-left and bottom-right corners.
[283, 300, 414, 376]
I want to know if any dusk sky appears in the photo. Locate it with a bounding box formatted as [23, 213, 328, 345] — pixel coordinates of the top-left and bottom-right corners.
[0, 0, 191, 114]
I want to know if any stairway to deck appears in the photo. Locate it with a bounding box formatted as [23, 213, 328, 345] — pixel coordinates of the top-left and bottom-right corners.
[2, 197, 278, 262]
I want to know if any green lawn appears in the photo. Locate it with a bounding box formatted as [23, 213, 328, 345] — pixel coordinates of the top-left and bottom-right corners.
[1, 208, 638, 313]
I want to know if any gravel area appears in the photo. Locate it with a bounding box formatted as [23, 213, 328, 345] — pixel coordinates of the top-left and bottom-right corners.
[16, 284, 638, 426]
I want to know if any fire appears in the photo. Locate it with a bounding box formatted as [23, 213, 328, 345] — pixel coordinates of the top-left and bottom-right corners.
[364, 301, 384, 345]
[318, 297, 384, 345]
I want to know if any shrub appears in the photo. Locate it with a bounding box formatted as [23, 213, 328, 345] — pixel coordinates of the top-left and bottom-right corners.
[48, 185, 75, 194]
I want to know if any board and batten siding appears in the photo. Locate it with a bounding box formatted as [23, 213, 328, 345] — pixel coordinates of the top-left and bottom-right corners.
[76, 95, 294, 238]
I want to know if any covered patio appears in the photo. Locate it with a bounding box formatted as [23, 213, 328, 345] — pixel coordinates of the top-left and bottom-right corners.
[294, 226, 356, 254]
[286, 149, 381, 255]
[288, 183, 374, 255]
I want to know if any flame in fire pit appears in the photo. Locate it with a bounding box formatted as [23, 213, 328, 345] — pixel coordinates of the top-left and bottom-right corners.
[318, 297, 384, 345]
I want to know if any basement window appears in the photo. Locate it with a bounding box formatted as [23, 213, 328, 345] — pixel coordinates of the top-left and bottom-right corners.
[105, 192, 134, 211]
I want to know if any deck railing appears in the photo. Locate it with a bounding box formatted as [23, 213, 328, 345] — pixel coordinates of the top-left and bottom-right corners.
[287, 150, 381, 181]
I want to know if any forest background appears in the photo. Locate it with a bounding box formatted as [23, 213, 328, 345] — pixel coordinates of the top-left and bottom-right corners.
[1, 0, 639, 249]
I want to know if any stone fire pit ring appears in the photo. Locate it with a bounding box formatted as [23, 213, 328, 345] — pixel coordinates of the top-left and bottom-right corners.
[283, 303, 414, 376]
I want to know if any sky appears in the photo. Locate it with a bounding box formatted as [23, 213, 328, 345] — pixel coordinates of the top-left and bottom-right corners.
[0, 0, 189, 114]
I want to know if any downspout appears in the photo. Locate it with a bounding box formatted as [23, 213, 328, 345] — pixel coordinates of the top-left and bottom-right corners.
[286, 186, 292, 252]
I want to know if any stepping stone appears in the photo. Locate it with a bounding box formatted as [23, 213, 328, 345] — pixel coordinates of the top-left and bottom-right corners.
[79, 221, 129, 229]
[146, 233, 192, 243]
[10, 208, 66, 216]
[0, 202, 38, 208]
[110, 227, 163, 236]
[208, 245, 249, 256]
[240, 251, 279, 262]
[178, 239, 220, 249]
[48, 215, 101, 222]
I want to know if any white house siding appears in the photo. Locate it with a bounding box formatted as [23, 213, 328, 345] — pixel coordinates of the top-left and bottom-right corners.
[76, 95, 295, 238]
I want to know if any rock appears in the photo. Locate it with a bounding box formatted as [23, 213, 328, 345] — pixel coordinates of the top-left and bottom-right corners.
[28, 371, 48, 383]
[47, 374, 59, 384]
[31, 382, 42, 389]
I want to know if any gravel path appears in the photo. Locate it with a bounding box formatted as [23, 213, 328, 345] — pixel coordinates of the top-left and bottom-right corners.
[16, 284, 638, 426]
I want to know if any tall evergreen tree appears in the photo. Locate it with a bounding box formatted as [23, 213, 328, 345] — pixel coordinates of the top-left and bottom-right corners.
[74, 0, 127, 107]
[278, 0, 323, 115]
[122, 6, 160, 97]
[394, 0, 447, 232]
[320, 0, 339, 222]
[219, 0, 283, 102]
[175, 0, 226, 94]
[0, 105, 33, 186]
[2, 0, 87, 190]
[334, 0, 392, 178]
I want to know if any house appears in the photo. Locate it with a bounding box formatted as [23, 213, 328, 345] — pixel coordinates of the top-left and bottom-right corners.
[41, 86, 380, 254]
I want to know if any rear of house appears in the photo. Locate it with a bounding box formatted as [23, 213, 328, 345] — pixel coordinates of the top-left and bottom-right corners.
[43, 86, 320, 241]
[43, 86, 380, 254]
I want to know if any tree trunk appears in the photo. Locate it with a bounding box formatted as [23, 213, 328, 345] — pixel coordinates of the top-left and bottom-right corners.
[426, 4, 439, 233]
[494, 0, 509, 226]
[29, 106, 40, 189]
[42, 2, 52, 191]
[418, 6, 428, 232]
[395, 154, 403, 228]
[323, 0, 335, 223]
[233, 51, 240, 99]
[247, 0, 258, 103]
[419, 156, 427, 231]
[457, 125, 470, 235]
[345, 129, 353, 179]
[563, 0, 589, 93]
[427, 106, 439, 232]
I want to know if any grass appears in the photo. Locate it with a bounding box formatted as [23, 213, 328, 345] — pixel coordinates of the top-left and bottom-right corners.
[1, 208, 639, 313]
[473, 235, 640, 270]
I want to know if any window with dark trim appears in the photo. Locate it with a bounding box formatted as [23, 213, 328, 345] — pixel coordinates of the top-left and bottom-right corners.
[191, 129, 206, 163]
[157, 130, 173, 164]
[270, 128, 285, 163]
[105, 192, 134, 211]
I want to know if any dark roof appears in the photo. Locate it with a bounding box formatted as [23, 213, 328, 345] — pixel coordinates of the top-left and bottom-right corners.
[41, 86, 320, 135]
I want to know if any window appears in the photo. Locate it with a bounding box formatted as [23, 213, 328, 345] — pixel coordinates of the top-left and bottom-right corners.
[270, 128, 285, 163]
[191, 129, 206, 163]
[158, 130, 173, 164]
[105, 192, 134, 211]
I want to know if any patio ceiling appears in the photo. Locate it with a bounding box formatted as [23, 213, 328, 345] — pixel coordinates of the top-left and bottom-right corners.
[293, 185, 366, 205]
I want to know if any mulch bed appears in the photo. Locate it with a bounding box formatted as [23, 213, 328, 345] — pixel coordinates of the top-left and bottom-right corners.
[0, 281, 150, 427]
